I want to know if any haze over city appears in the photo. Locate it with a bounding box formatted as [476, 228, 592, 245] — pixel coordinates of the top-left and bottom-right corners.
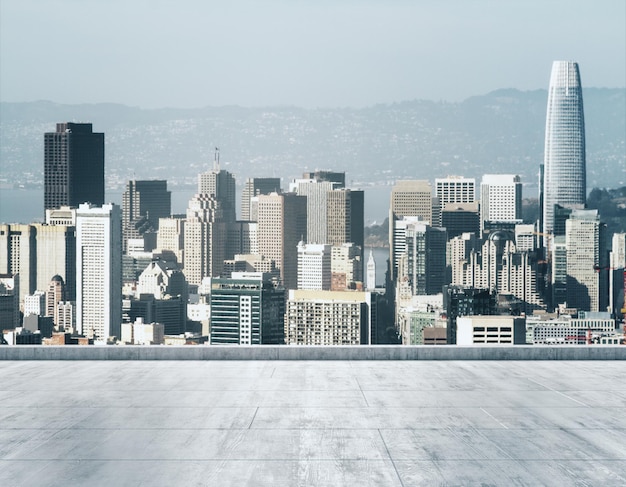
[1, 0, 625, 109]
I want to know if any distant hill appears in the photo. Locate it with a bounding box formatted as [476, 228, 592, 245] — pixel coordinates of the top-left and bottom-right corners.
[1, 88, 624, 191]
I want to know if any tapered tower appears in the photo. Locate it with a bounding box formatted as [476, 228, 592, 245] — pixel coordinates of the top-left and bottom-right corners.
[542, 61, 586, 246]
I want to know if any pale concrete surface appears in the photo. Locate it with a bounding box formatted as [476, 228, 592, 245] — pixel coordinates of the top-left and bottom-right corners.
[2, 345, 626, 360]
[0, 360, 625, 486]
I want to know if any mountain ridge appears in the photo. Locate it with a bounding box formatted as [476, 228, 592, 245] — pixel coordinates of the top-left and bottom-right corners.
[1, 88, 624, 191]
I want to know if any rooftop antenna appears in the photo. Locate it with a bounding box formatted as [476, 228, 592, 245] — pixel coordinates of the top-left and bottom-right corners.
[214, 147, 220, 172]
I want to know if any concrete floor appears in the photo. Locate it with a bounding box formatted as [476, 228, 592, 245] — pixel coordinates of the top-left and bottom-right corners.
[0, 360, 625, 486]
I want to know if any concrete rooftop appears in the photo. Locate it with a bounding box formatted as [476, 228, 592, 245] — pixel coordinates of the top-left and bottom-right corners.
[1, 359, 625, 486]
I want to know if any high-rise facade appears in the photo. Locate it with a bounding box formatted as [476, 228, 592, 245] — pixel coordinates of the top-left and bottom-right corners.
[44, 123, 104, 213]
[326, 188, 364, 250]
[76, 203, 122, 341]
[543, 61, 586, 244]
[257, 193, 307, 290]
[0, 224, 37, 311]
[210, 272, 286, 345]
[389, 180, 433, 280]
[435, 176, 475, 226]
[241, 178, 281, 221]
[290, 179, 337, 244]
[122, 180, 171, 253]
[479, 174, 522, 231]
[566, 209, 607, 312]
[34, 223, 76, 301]
[297, 242, 332, 290]
[198, 166, 236, 222]
[183, 194, 225, 286]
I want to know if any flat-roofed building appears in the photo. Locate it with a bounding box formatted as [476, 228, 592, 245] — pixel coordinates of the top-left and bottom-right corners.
[457, 315, 526, 345]
[285, 289, 376, 345]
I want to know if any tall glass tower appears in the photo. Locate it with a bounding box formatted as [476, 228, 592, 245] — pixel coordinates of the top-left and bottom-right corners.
[542, 61, 586, 245]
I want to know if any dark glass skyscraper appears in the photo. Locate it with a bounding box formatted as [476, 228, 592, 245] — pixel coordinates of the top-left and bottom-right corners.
[542, 61, 586, 244]
[44, 123, 104, 213]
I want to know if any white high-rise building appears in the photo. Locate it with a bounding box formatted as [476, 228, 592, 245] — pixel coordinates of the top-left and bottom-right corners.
[76, 203, 122, 341]
[435, 176, 475, 226]
[543, 61, 586, 243]
[297, 242, 332, 290]
[24, 291, 46, 317]
[479, 174, 522, 231]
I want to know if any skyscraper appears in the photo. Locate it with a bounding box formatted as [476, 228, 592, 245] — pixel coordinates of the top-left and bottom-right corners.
[44, 123, 105, 213]
[543, 61, 586, 244]
[76, 203, 122, 341]
[389, 180, 433, 280]
[122, 180, 171, 253]
[257, 192, 307, 290]
[183, 194, 225, 286]
[241, 178, 281, 221]
[210, 272, 285, 345]
[436, 176, 476, 206]
[479, 174, 522, 232]
[566, 209, 607, 312]
[198, 150, 236, 222]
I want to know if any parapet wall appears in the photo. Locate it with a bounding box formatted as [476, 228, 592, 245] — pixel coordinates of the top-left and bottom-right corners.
[0, 345, 624, 360]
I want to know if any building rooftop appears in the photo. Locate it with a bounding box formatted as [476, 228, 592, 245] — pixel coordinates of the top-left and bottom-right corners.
[1, 348, 625, 486]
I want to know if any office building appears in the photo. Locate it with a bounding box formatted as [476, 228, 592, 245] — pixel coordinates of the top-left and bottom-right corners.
[444, 285, 497, 344]
[183, 194, 226, 286]
[0, 224, 37, 310]
[76, 203, 122, 341]
[543, 61, 586, 243]
[285, 289, 375, 345]
[46, 275, 65, 321]
[389, 180, 432, 279]
[566, 209, 607, 312]
[297, 242, 332, 290]
[198, 150, 236, 222]
[122, 180, 171, 253]
[44, 123, 104, 213]
[435, 176, 475, 228]
[257, 192, 307, 290]
[396, 221, 447, 296]
[290, 179, 337, 244]
[156, 215, 185, 264]
[24, 291, 46, 317]
[447, 232, 478, 286]
[326, 188, 365, 250]
[456, 315, 526, 345]
[210, 272, 285, 345]
[479, 174, 522, 232]
[241, 178, 281, 221]
[331, 243, 363, 291]
[441, 202, 480, 239]
[34, 223, 76, 301]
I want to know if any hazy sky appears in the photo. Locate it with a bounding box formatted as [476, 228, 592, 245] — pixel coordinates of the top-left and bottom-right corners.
[1, 0, 624, 109]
